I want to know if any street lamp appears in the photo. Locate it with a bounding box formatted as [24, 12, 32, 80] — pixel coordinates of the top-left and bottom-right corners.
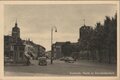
[51, 26, 57, 64]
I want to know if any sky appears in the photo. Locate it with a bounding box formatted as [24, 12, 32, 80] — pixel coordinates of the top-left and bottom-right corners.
[4, 4, 117, 51]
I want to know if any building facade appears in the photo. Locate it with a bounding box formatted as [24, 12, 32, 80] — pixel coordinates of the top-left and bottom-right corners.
[4, 21, 46, 64]
[4, 21, 25, 63]
[53, 42, 79, 59]
[23, 40, 46, 60]
[52, 42, 65, 59]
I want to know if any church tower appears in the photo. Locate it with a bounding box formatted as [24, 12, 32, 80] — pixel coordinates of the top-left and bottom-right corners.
[12, 21, 20, 38]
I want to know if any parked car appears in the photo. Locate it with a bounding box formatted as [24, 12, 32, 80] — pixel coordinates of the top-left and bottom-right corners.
[38, 57, 47, 66]
[64, 57, 74, 63]
[59, 57, 65, 61]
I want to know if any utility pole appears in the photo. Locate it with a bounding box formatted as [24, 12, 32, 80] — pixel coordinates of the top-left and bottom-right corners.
[51, 26, 57, 64]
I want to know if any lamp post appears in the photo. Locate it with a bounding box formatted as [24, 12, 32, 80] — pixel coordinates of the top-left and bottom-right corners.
[51, 26, 57, 64]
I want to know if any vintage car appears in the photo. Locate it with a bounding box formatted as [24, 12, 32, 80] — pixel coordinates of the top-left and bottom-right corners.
[59, 57, 65, 61]
[38, 57, 47, 66]
[64, 57, 74, 63]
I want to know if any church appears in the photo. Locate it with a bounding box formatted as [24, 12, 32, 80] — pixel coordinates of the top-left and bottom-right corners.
[4, 21, 26, 64]
[4, 21, 46, 64]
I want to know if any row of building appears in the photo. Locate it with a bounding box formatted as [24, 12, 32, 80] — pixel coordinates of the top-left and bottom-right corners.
[51, 25, 96, 60]
[52, 24, 91, 59]
[52, 20, 117, 64]
[4, 21, 45, 63]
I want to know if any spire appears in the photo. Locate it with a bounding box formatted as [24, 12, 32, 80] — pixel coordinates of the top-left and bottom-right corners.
[15, 19, 18, 27]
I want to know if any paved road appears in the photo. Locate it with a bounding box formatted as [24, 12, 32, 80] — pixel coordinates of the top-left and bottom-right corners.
[4, 59, 117, 76]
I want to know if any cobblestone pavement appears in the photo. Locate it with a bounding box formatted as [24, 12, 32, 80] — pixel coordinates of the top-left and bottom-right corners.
[4, 59, 117, 76]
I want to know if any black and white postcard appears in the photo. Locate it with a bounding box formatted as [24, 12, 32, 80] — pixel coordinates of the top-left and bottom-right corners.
[0, 0, 119, 80]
